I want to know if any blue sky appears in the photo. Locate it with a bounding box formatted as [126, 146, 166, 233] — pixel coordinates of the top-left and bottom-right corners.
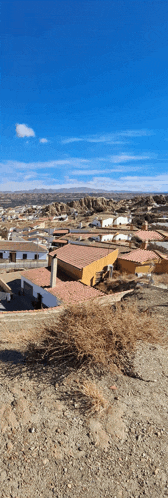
[1, 0, 168, 192]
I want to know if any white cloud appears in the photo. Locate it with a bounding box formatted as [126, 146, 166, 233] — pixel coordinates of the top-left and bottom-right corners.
[108, 154, 151, 163]
[62, 134, 124, 145]
[0, 158, 89, 172]
[119, 129, 153, 137]
[61, 129, 153, 145]
[16, 123, 35, 138]
[61, 137, 84, 144]
[39, 138, 48, 143]
[71, 166, 141, 175]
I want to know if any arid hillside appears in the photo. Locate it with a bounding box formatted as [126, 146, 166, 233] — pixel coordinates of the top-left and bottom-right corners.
[0, 286, 168, 498]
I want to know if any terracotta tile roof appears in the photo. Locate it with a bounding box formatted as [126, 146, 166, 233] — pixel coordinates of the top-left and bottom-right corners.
[52, 239, 68, 244]
[51, 244, 117, 269]
[48, 281, 104, 305]
[22, 267, 103, 305]
[22, 267, 51, 287]
[135, 230, 164, 241]
[49, 249, 58, 257]
[118, 248, 159, 263]
[0, 241, 47, 253]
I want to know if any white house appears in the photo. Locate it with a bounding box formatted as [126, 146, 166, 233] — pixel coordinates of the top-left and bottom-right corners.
[90, 214, 132, 228]
[90, 217, 114, 228]
[0, 241, 47, 265]
[21, 258, 103, 308]
[113, 215, 132, 226]
[100, 233, 115, 242]
[100, 232, 132, 243]
[21, 273, 58, 307]
[113, 233, 132, 241]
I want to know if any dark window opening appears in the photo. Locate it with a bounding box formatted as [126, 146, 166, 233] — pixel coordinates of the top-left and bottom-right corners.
[0, 253, 3, 259]
[23, 254, 27, 260]
[34, 254, 39, 260]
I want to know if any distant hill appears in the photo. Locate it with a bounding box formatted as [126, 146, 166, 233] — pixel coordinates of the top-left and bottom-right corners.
[0, 188, 153, 194]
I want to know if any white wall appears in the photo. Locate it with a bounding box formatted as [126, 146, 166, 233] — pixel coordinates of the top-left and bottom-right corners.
[0, 250, 47, 260]
[113, 233, 131, 241]
[113, 216, 132, 226]
[101, 233, 114, 242]
[21, 276, 58, 307]
[16, 251, 47, 260]
[102, 217, 114, 228]
[2, 251, 9, 259]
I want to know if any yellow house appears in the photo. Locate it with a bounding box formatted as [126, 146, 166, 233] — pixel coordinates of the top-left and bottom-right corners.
[50, 244, 118, 286]
[118, 248, 159, 274]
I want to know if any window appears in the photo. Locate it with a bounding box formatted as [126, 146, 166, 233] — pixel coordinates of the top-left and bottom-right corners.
[0, 253, 3, 259]
[23, 254, 27, 260]
[34, 254, 39, 260]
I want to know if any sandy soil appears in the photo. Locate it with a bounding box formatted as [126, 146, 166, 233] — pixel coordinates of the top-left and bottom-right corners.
[0, 286, 168, 498]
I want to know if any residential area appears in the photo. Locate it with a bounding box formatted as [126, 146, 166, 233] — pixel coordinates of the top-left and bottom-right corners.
[0, 193, 168, 312]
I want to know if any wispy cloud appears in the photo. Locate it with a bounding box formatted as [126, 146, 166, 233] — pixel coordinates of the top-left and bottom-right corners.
[39, 138, 48, 143]
[71, 166, 142, 175]
[118, 130, 153, 137]
[62, 137, 84, 144]
[16, 123, 35, 138]
[0, 158, 89, 171]
[107, 153, 151, 163]
[61, 129, 153, 145]
[69, 153, 152, 169]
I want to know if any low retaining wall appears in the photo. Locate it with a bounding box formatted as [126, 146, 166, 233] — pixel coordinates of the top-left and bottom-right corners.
[0, 289, 134, 316]
[0, 261, 48, 271]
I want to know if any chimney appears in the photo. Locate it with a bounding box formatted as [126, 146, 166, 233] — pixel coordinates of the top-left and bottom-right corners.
[50, 255, 57, 288]
[108, 264, 113, 278]
[141, 241, 148, 249]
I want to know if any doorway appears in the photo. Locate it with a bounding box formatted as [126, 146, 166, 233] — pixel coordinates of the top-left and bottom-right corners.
[9, 252, 16, 262]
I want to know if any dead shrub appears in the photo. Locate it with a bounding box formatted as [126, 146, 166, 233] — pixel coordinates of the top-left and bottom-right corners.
[79, 380, 108, 414]
[154, 274, 168, 285]
[27, 300, 160, 374]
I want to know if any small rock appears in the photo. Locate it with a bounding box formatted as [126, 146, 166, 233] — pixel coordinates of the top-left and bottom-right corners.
[67, 483, 72, 488]
[43, 458, 49, 465]
[6, 441, 13, 451]
[0, 470, 7, 482]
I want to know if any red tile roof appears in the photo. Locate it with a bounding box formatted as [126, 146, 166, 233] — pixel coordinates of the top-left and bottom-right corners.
[135, 230, 163, 241]
[22, 267, 51, 287]
[22, 267, 103, 305]
[48, 280, 103, 305]
[52, 239, 68, 244]
[0, 241, 47, 253]
[50, 244, 117, 269]
[118, 248, 159, 263]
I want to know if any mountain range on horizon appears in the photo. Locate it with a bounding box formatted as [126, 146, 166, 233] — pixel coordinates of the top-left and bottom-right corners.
[0, 188, 166, 195]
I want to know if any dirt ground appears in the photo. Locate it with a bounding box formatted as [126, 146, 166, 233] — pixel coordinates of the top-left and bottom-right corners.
[0, 285, 168, 498]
